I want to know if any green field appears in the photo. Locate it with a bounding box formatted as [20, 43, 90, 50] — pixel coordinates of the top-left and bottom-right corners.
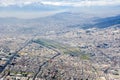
[32, 39, 90, 60]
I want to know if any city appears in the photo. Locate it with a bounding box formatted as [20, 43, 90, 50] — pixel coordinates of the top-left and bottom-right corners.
[0, 0, 120, 80]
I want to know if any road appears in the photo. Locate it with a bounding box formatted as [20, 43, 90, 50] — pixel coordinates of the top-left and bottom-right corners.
[32, 40, 62, 80]
[0, 34, 37, 74]
[32, 52, 61, 80]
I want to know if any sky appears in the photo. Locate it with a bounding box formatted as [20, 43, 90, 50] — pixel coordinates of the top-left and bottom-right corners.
[0, 0, 120, 7]
[0, 0, 120, 18]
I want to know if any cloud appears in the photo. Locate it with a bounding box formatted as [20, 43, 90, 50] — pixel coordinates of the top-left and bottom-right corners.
[41, 0, 120, 7]
[0, 0, 120, 7]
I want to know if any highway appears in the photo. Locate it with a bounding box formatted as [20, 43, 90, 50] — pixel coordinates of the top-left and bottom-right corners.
[32, 40, 62, 80]
[0, 35, 62, 80]
[32, 52, 61, 80]
[0, 34, 37, 74]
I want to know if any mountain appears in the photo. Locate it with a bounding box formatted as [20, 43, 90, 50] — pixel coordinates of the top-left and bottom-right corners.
[0, 12, 119, 35]
[94, 15, 120, 28]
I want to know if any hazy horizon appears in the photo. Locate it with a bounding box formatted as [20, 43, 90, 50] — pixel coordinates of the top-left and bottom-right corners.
[0, 0, 120, 19]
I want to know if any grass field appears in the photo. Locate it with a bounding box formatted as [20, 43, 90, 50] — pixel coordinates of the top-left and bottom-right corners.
[32, 38, 90, 60]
